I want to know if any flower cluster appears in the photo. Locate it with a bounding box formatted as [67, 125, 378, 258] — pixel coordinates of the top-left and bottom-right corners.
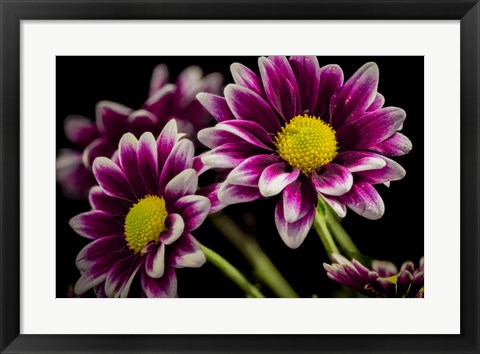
[60, 57, 421, 298]
[324, 254, 424, 298]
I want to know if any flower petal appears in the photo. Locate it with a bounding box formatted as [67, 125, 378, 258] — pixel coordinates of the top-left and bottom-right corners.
[82, 137, 115, 169]
[215, 119, 274, 151]
[170, 232, 206, 268]
[118, 133, 148, 197]
[160, 213, 185, 244]
[105, 255, 143, 298]
[259, 56, 299, 119]
[355, 157, 406, 184]
[339, 181, 385, 220]
[156, 119, 184, 168]
[197, 126, 244, 149]
[231, 62, 264, 95]
[259, 162, 300, 197]
[282, 181, 317, 223]
[200, 142, 261, 170]
[275, 195, 315, 249]
[56, 149, 96, 199]
[225, 84, 281, 133]
[69, 210, 124, 239]
[311, 163, 353, 197]
[164, 168, 198, 201]
[64, 115, 98, 148]
[196, 183, 227, 214]
[158, 139, 194, 194]
[289, 56, 321, 114]
[148, 64, 169, 97]
[143, 84, 176, 117]
[226, 154, 280, 187]
[369, 132, 413, 157]
[217, 183, 262, 205]
[95, 101, 133, 138]
[93, 157, 136, 201]
[173, 195, 210, 231]
[367, 93, 385, 112]
[330, 62, 379, 129]
[314, 64, 344, 117]
[145, 243, 165, 278]
[88, 186, 130, 216]
[337, 107, 406, 149]
[137, 132, 159, 194]
[335, 151, 386, 173]
[141, 266, 177, 298]
[321, 195, 347, 218]
[196, 93, 236, 123]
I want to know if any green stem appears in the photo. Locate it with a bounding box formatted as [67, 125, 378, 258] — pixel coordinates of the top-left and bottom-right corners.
[317, 196, 362, 260]
[313, 209, 339, 261]
[201, 244, 265, 298]
[210, 213, 299, 298]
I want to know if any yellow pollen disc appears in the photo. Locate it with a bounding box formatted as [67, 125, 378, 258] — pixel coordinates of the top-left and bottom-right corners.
[124, 195, 168, 254]
[274, 114, 338, 175]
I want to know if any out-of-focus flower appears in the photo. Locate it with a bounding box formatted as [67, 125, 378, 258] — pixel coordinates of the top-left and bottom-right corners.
[70, 120, 210, 297]
[324, 253, 424, 298]
[57, 65, 223, 199]
[196, 56, 411, 248]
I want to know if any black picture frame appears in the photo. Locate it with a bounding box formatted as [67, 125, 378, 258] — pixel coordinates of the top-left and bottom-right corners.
[1, 0, 478, 353]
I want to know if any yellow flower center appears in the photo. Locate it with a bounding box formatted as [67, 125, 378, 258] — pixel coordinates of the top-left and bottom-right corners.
[274, 114, 338, 175]
[124, 195, 168, 254]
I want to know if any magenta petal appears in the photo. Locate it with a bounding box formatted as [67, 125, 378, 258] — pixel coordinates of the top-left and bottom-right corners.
[93, 157, 136, 201]
[356, 157, 406, 184]
[118, 133, 148, 197]
[330, 62, 379, 129]
[289, 56, 321, 114]
[145, 243, 165, 278]
[322, 195, 347, 218]
[226, 154, 280, 187]
[337, 107, 406, 149]
[164, 168, 198, 201]
[141, 266, 177, 298]
[311, 163, 353, 197]
[137, 132, 159, 194]
[197, 127, 244, 149]
[95, 101, 133, 137]
[200, 142, 260, 170]
[82, 137, 115, 169]
[56, 149, 96, 199]
[88, 186, 130, 216]
[196, 93, 236, 123]
[215, 119, 274, 151]
[314, 64, 344, 117]
[158, 139, 194, 194]
[335, 151, 386, 173]
[370, 132, 413, 157]
[170, 232, 206, 268]
[196, 183, 227, 214]
[339, 181, 385, 220]
[143, 84, 176, 117]
[64, 115, 99, 148]
[367, 93, 385, 112]
[70, 210, 124, 239]
[259, 56, 299, 120]
[225, 84, 281, 133]
[282, 181, 316, 223]
[259, 162, 300, 197]
[218, 183, 262, 205]
[231, 62, 265, 96]
[75, 235, 127, 272]
[160, 213, 185, 244]
[173, 195, 210, 231]
[148, 64, 169, 97]
[156, 119, 183, 168]
[105, 255, 143, 298]
[275, 195, 315, 249]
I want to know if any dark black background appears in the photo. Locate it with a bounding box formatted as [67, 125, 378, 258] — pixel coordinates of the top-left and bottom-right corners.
[56, 56, 423, 298]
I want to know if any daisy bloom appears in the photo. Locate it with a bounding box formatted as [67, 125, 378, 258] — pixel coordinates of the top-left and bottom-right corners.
[57, 64, 222, 199]
[196, 56, 411, 248]
[324, 254, 424, 298]
[70, 120, 209, 297]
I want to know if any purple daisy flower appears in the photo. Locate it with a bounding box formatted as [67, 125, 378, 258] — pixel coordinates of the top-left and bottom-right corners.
[70, 120, 209, 298]
[196, 56, 411, 248]
[57, 64, 223, 199]
[324, 254, 424, 298]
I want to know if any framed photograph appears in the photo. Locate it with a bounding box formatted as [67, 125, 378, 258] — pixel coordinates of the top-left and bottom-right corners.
[1, 0, 479, 353]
